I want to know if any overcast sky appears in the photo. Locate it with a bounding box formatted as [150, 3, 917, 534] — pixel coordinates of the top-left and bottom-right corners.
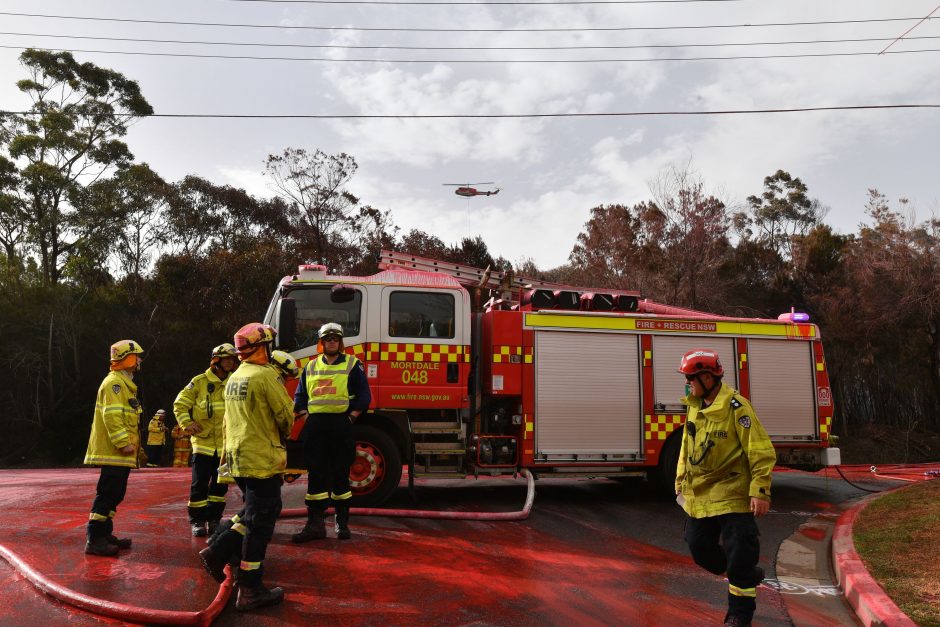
[1, 0, 939, 268]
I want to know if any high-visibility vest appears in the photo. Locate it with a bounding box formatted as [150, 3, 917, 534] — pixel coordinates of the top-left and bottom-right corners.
[305, 354, 359, 414]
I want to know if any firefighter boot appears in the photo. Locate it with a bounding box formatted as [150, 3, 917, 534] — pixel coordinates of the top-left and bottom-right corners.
[235, 584, 285, 612]
[291, 503, 327, 543]
[198, 546, 230, 583]
[335, 502, 351, 540]
[192, 522, 207, 537]
[107, 535, 132, 549]
[85, 536, 120, 557]
[207, 519, 221, 538]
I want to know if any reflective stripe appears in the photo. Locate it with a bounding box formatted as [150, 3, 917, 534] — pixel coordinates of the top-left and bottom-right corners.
[191, 443, 220, 456]
[331, 491, 352, 500]
[84, 454, 136, 467]
[188, 500, 209, 508]
[108, 510, 116, 519]
[240, 560, 262, 571]
[232, 523, 248, 536]
[308, 399, 349, 406]
[103, 406, 125, 414]
[231, 514, 241, 524]
[207, 495, 227, 503]
[89, 513, 109, 522]
[305, 492, 329, 501]
[729, 584, 757, 598]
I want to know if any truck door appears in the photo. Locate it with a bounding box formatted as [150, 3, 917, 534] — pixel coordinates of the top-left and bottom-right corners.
[746, 339, 817, 438]
[534, 330, 642, 461]
[379, 286, 465, 409]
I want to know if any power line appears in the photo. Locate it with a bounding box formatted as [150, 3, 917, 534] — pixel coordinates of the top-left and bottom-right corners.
[3, 105, 938, 119]
[4, 30, 939, 52]
[219, 0, 746, 4]
[0, 11, 934, 34]
[3, 43, 938, 63]
[879, 2, 940, 54]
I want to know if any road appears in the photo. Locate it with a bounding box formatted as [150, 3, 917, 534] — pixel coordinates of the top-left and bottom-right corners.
[0, 467, 897, 625]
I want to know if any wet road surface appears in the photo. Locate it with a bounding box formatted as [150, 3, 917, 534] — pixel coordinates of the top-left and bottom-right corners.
[0, 467, 898, 625]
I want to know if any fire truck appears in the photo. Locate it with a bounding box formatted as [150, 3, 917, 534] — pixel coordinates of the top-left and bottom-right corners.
[265, 250, 841, 506]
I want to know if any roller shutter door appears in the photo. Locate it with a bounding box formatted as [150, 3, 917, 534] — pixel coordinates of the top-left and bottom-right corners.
[747, 339, 816, 438]
[652, 336, 737, 410]
[534, 330, 641, 458]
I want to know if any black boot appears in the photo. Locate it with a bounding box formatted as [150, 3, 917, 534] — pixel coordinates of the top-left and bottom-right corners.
[291, 504, 327, 543]
[235, 584, 285, 611]
[207, 518, 234, 546]
[85, 536, 119, 557]
[335, 502, 351, 540]
[192, 521, 208, 537]
[198, 546, 230, 583]
[207, 519, 221, 537]
[106, 535, 132, 549]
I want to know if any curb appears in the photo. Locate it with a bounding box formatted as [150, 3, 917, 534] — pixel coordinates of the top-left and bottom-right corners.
[831, 495, 917, 627]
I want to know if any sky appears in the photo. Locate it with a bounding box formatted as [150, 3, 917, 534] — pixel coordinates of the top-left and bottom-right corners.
[1, 0, 939, 269]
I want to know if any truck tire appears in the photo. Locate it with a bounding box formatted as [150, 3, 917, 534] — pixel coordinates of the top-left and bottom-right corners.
[653, 426, 684, 498]
[350, 424, 403, 508]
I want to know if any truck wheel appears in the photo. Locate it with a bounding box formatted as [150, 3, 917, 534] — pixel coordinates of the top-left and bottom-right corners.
[350, 424, 403, 507]
[653, 427, 684, 498]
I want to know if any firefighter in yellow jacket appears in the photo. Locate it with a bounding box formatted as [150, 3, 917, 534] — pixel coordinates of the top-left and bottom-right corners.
[171, 423, 192, 467]
[675, 349, 775, 627]
[198, 323, 293, 612]
[145, 410, 167, 467]
[83, 340, 145, 557]
[174, 343, 238, 537]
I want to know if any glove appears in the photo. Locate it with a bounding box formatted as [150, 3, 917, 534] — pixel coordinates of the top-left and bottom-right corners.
[137, 447, 148, 468]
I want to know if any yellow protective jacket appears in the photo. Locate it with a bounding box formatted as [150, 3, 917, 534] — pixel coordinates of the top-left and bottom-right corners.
[304, 354, 360, 414]
[173, 368, 226, 456]
[675, 383, 775, 518]
[84, 371, 142, 468]
[146, 418, 166, 445]
[223, 362, 294, 479]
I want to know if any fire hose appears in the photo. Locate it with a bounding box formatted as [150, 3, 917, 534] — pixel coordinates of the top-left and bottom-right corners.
[0, 469, 535, 625]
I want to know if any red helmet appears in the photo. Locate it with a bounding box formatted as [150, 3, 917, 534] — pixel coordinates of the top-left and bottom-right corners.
[678, 349, 724, 376]
[233, 323, 277, 355]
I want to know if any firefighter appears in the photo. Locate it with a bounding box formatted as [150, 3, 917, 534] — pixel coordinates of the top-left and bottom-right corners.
[204, 350, 302, 553]
[675, 349, 775, 627]
[174, 343, 238, 537]
[291, 322, 371, 543]
[198, 323, 293, 612]
[83, 339, 145, 557]
[144, 410, 167, 467]
[171, 422, 192, 467]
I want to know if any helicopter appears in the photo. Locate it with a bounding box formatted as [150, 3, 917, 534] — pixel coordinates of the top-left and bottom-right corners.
[443, 182, 500, 197]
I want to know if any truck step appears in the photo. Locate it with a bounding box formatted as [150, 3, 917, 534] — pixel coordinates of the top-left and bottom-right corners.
[415, 443, 466, 455]
[412, 471, 467, 479]
[411, 425, 463, 435]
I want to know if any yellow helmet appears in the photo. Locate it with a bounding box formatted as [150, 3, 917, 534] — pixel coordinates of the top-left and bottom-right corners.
[270, 350, 300, 379]
[211, 342, 237, 362]
[110, 339, 144, 362]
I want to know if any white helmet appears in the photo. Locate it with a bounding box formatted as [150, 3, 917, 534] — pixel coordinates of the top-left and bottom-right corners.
[318, 322, 344, 339]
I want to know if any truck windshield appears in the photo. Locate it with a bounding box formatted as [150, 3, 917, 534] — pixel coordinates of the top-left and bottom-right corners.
[287, 286, 363, 350]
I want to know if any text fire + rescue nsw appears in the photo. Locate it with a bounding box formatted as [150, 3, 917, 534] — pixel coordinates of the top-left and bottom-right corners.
[636, 320, 717, 332]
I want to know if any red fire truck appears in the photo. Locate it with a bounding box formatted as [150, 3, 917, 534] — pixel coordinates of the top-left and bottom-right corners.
[266, 250, 840, 506]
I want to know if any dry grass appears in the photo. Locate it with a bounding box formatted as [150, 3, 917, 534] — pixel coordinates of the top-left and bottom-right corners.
[853, 479, 940, 626]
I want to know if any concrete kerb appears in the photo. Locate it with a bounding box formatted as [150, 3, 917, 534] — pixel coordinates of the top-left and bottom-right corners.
[831, 492, 917, 627]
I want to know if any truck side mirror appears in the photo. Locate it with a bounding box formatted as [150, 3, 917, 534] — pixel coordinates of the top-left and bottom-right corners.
[278, 297, 297, 349]
[331, 284, 356, 303]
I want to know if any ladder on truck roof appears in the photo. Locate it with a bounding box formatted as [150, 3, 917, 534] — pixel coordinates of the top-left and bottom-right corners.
[379, 249, 568, 293]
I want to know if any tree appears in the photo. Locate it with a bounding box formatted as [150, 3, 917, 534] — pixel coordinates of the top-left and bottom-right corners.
[264, 148, 360, 269]
[742, 170, 824, 262]
[0, 49, 153, 286]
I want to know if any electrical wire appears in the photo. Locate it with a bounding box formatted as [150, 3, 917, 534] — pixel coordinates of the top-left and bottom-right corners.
[0, 11, 934, 34]
[223, 0, 748, 4]
[4, 30, 939, 51]
[3, 104, 938, 120]
[3, 43, 939, 63]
